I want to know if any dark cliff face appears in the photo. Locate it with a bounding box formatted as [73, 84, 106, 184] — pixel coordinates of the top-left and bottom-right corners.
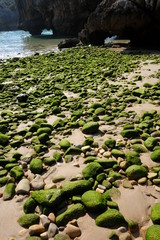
[16, 0, 160, 45]
[79, 0, 160, 45]
[0, 0, 18, 31]
[15, 0, 102, 36]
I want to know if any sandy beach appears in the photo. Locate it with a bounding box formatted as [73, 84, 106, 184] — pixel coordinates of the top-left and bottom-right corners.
[0, 46, 160, 240]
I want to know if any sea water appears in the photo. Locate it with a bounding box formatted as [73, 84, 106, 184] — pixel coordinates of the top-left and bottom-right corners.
[0, 30, 64, 59]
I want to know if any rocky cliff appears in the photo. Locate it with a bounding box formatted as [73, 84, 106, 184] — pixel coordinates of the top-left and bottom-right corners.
[15, 0, 102, 35]
[79, 0, 160, 45]
[16, 0, 160, 45]
[0, 0, 18, 31]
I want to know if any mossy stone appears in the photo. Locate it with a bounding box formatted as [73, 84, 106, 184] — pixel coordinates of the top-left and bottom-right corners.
[12, 152, 22, 160]
[90, 102, 103, 109]
[82, 137, 94, 147]
[81, 190, 106, 213]
[54, 234, 70, 240]
[53, 151, 62, 162]
[62, 179, 93, 197]
[95, 159, 117, 169]
[82, 122, 99, 134]
[104, 138, 116, 149]
[56, 203, 85, 226]
[151, 203, 160, 224]
[144, 137, 158, 151]
[131, 144, 148, 153]
[18, 214, 39, 228]
[37, 127, 52, 136]
[59, 139, 71, 150]
[53, 119, 65, 129]
[26, 237, 41, 240]
[43, 157, 56, 165]
[82, 162, 103, 179]
[64, 147, 81, 156]
[10, 166, 24, 180]
[151, 150, 160, 162]
[95, 107, 105, 115]
[29, 124, 40, 133]
[29, 158, 43, 174]
[38, 133, 49, 144]
[23, 197, 37, 214]
[111, 149, 125, 158]
[96, 173, 107, 183]
[0, 133, 9, 146]
[31, 189, 63, 208]
[0, 176, 9, 186]
[95, 208, 126, 228]
[126, 151, 141, 165]
[120, 129, 139, 139]
[126, 165, 147, 180]
[0, 169, 7, 177]
[3, 183, 15, 200]
[146, 225, 160, 240]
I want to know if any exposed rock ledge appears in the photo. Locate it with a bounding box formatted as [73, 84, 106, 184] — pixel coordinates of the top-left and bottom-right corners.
[15, 0, 160, 45]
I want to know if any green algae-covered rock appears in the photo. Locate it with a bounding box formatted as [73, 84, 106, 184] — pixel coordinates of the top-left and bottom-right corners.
[38, 133, 49, 144]
[82, 122, 99, 134]
[29, 123, 40, 133]
[43, 157, 56, 165]
[95, 159, 117, 169]
[151, 150, 160, 162]
[145, 225, 160, 240]
[56, 203, 85, 226]
[31, 189, 63, 208]
[90, 102, 103, 109]
[3, 183, 15, 201]
[26, 237, 41, 240]
[23, 197, 37, 214]
[18, 214, 39, 228]
[0, 133, 9, 146]
[144, 137, 158, 151]
[151, 203, 160, 224]
[10, 166, 24, 180]
[0, 176, 9, 186]
[82, 162, 103, 179]
[62, 179, 93, 197]
[111, 149, 125, 158]
[53, 151, 62, 162]
[104, 138, 116, 149]
[82, 137, 94, 147]
[95, 107, 105, 115]
[59, 139, 71, 150]
[37, 127, 52, 136]
[54, 234, 70, 240]
[53, 119, 65, 129]
[120, 129, 139, 139]
[81, 190, 106, 213]
[126, 151, 141, 166]
[132, 144, 148, 153]
[95, 208, 126, 228]
[64, 147, 81, 156]
[29, 158, 43, 174]
[126, 165, 147, 180]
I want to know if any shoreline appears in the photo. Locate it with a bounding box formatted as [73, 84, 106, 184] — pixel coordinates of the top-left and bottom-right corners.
[0, 46, 160, 240]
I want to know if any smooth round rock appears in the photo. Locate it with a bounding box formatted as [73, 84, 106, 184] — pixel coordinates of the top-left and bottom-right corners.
[29, 224, 45, 236]
[40, 214, 50, 228]
[16, 179, 30, 194]
[48, 223, 58, 238]
[65, 223, 81, 238]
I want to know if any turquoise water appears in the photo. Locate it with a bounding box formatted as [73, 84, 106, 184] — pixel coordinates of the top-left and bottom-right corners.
[0, 30, 64, 59]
